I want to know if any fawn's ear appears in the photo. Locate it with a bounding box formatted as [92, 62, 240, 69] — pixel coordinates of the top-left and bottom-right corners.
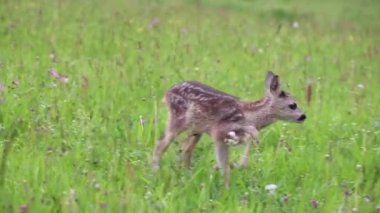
[265, 71, 281, 95]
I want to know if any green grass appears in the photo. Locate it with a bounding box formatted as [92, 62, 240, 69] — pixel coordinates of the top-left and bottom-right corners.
[0, 0, 379, 212]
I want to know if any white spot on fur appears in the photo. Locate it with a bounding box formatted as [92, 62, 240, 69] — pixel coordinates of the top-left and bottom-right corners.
[225, 131, 240, 145]
[228, 131, 238, 139]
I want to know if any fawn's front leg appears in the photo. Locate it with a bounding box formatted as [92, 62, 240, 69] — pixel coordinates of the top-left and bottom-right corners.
[214, 140, 230, 188]
[237, 126, 260, 168]
[211, 126, 232, 188]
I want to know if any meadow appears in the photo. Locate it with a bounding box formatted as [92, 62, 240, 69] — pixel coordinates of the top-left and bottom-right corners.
[0, 0, 379, 212]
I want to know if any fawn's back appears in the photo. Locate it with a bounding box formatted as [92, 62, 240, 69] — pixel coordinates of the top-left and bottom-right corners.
[164, 81, 244, 133]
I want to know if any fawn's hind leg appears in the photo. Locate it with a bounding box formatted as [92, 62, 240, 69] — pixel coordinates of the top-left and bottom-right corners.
[181, 133, 202, 168]
[152, 116, 186, 170]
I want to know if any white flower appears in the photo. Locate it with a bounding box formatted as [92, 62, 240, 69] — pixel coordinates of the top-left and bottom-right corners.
[292, 21, 299, 29]
[265, 184, 278, 193]
[357, 84, 364, 89]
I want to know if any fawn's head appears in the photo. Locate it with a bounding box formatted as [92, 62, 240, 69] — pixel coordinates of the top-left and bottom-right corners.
[265, 71, 306, 123]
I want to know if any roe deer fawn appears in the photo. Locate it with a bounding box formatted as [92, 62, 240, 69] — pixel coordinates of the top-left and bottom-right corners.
[152, 71, 306, 187]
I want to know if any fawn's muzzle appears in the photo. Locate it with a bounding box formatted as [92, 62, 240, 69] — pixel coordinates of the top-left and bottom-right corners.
[297, 114, 306, 122]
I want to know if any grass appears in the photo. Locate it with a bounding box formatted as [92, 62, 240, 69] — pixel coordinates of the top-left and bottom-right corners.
[0, 0, 379, 212]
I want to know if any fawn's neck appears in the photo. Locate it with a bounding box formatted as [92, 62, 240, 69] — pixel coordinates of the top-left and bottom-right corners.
[239, 96, 276, 129]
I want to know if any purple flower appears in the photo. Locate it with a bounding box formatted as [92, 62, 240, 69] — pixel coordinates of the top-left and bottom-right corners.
[48, 68, 60, 78]
[281, 195, 289, 204]
[59, 75, 69, 84]
[149, 17, 160, 29]
[100, 203, 108, 209]
[20, 204, 28, 212]
[311, 199, 319, 208]
[48, 68, 69, 84]
[0, 83, 5, 92]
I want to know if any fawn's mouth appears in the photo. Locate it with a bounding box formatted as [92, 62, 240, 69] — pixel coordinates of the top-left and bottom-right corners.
[297, 114, 306, 122]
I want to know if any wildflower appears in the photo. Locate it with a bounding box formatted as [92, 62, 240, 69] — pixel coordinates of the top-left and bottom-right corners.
[356, 84, 364, 89]
[94, 183, 100, 190]
[49, 53, 55, 60]
[292, 21, 299, 29]
[265, 184, 278, 193]
[48, 68, 60, 78]
[281, 194, 289, 203]
[48, 68, 69, 84]
[149, 17, 160, 29]
[59, 75, 69, 83]
[100, 203, 108, 209]
[0, 83, 5, 92]
[20, 204, 28, 212]
[356, 164, 362, 170]
[311, 199, 319, 208]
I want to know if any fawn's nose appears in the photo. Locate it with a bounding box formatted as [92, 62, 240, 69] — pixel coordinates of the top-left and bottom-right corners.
[297, 114, 306, 122]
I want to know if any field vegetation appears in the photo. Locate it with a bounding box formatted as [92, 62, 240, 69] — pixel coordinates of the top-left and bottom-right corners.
[0, 0, 379, 212]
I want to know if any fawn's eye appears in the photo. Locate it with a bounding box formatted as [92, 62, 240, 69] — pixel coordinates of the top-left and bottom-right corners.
[279, 91, 287, 98]
[289, 103, 297, 110]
